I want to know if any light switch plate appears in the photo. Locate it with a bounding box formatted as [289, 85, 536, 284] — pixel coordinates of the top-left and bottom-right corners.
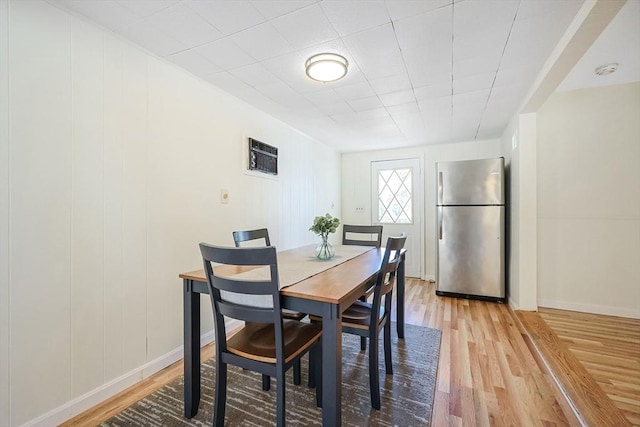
[221, 189, 229, 204]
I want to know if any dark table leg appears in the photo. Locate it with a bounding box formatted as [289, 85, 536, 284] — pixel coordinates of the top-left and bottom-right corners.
[397, 254, 406, 339]
[184, 279, 201, 418]
[322, 303, 341, 427]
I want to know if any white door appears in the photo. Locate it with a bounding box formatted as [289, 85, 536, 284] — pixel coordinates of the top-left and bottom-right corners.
[371, 158, 423, 278]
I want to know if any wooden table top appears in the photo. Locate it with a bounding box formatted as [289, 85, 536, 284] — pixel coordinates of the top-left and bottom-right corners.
[179, 244, 383, 304]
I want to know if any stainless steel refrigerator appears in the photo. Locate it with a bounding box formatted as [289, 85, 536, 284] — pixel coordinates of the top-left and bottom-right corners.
[436, 158, 505, 302]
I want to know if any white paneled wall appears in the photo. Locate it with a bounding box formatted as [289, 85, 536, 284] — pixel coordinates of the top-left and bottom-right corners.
[0, 1, 340, 425]
[0, 0, 9, 426]
[537, 83, 640, 318]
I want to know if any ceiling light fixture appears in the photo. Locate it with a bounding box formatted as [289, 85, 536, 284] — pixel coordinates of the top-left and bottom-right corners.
[305, 53, 348, 82]
[594, 63, 619, 76]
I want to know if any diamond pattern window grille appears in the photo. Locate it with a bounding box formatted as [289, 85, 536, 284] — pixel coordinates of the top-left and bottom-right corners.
[378, 168, 412, 224]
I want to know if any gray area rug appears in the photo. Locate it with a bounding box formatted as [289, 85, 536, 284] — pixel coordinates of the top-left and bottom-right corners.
[102, 323, 441, 426]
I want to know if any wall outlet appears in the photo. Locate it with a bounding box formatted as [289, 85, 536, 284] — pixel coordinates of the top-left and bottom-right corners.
[355, 207, 364, 213]
[221, 189, 229, 204]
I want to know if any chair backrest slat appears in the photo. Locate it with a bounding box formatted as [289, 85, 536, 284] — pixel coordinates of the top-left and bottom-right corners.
[216, 301, 275, 323]
[233, 228, 271, 247]
[342, 224, 383, 247]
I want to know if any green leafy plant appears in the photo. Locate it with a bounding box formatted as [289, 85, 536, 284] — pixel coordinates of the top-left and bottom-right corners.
[309, 213, 340, 239]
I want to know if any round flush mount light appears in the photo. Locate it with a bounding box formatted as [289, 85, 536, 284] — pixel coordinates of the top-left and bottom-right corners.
[594, 63, 619, 76]
[305, 53, 348, 82]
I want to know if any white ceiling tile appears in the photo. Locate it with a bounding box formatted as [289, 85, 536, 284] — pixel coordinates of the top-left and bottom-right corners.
[402, 47, 452, 86]
[454, 55, 501, 80]
[118, 19, 186, 56]
[145, 2, 222, 47]
[229, 63, 282, 87]
[304, 89, 340, 106]
[378, 89, 416, 107]
[453, 88, 490, 106]
[184, 0, 266, 35]
[357, 50, 407, 80]
[343, 23, 399, 59]
[321, 0, 390, 36]
[249, 0, 316, 20]
[194, 39, 256, 70]
[368, 74, 412, 94]
[272, 4, 339, 49]
[453, 25, 511, 64]
[347, 95, 383, 112]
[316, 101, 354, 116]
[333, 81, 376, 100]
[405, 58, 451, 88]
[204, 71, 254, 94]
[387, 102, 421, 119]
[516, 0, 584, 22]
[394, 5, 452, 51]
[453, 72, 495, 94]
[414, 82, 452, 101]
[231, 22, 295, 61]
[115, 0, 177, 18]
[419, 95, 452, 115]
[386, 0, 451, 21]
[168, 49, 221, 77]
[453, 0, 518, 35]
[258, 81, 314, 108]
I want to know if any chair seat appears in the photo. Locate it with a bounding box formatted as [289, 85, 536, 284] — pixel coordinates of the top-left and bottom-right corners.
[309, 301, 385, 330]
[282, 309, 307, 321]
[228, 320, 322, 364]
[341, 301, 385, 330]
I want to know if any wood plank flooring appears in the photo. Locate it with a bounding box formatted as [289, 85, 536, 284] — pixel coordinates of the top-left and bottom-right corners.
[538, 307, 640, 426]
[65, 279, 596, 426]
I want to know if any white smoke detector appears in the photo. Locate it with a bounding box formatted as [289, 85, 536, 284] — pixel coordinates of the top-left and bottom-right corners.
[594, 63, 619, 76]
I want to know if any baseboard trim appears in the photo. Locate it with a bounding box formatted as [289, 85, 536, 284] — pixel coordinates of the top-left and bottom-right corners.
[22, 330, 217, 427]
[538, 299, 640, 319]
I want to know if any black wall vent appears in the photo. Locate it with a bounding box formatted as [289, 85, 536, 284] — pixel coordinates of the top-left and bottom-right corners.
[248, 138, 278, 175]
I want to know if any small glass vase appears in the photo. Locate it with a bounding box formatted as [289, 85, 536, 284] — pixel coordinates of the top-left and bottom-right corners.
[315, 235, 335, 260]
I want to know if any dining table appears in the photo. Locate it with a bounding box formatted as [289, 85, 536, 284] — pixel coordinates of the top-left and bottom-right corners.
[178, 244, 406, 426]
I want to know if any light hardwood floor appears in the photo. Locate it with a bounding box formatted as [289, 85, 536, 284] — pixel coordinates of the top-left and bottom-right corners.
[539, 307, 640, 426]
[64, 279, 635, 426]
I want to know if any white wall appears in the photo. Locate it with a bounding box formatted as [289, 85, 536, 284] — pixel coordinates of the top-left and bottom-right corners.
[341, 139, 503, 281]
[0, 1, 340, 425]
[537, 82, 640, 318]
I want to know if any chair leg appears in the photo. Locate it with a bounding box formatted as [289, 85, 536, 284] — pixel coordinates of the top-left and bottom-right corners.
[368, 334, 381, 410]
[360, 295, 367, 351]
[276, 371, 286, 427]
[308, 350, 316, 388]
[214, 361, 227, 426]
[293, 360, 301, 385]
[384, 321, 393, 375]
[262, 374, 270, 391]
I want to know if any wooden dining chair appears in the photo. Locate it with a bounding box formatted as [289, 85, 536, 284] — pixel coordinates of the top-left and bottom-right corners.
[232, 228, 306, 390]
[200, 243, 322, 427]
[313, 235, 406, 410]
[342, 224, 384, 350]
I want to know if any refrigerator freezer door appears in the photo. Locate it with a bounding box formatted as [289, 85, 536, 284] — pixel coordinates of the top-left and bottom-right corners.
[436, 205, 505, 298]
[437, 158, 504, 206]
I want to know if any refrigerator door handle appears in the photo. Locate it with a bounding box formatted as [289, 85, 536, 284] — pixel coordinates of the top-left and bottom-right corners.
[438, 206, 443, 240]
[438, 171, 443, 204]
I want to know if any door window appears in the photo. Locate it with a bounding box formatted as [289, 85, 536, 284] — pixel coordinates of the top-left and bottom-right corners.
[377, 168, 413, 224]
